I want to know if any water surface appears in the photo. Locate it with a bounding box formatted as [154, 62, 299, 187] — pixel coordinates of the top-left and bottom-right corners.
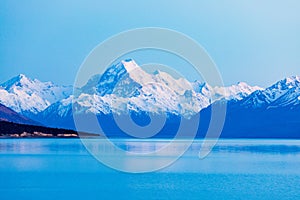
[0, 139, 300, 200]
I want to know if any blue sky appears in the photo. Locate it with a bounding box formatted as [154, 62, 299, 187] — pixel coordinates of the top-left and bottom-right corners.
[0, 0, 299, 87]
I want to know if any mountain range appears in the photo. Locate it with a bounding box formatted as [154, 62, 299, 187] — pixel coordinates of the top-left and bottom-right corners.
[0, 74, 72, 116]
[0, 59, 299, 138]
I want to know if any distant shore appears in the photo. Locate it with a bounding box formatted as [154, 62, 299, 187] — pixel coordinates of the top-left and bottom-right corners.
[0, 120, 100, 139]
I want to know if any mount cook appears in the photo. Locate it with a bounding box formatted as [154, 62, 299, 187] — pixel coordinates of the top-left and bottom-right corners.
[0, 59, 299, 138]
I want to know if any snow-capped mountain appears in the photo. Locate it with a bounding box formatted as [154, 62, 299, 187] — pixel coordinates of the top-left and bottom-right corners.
[238, 75, 300, 109]
[81, 59, 195, 98]
[1, 59, 300, 138]
[42, 59, 262, 121]
[81, 59, 142, 97]
[2, 59, 300, 138]
[0, 74, 72, 115]
[0, 60, 263, 124]
[193, 81, 263, 102]
[204, 75, 300, 139]
[69, 59, 208, 115]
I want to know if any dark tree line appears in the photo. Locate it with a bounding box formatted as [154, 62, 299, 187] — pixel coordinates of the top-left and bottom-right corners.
[0, 120, 78, 137]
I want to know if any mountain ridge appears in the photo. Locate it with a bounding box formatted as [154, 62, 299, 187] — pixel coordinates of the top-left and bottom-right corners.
[1, 59, 299, 138]
[0, 103, 39, 125]
[44, 59, 262, 121]
[0, 74, 73, 116]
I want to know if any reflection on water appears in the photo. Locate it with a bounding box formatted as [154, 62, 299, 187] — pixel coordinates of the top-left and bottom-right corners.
[212, 144, 300, 154]
[0, 139, 88, 155]
[1, 139, 300, 172]
[2, 139, 300, 155]
[0, 139, 300, 173]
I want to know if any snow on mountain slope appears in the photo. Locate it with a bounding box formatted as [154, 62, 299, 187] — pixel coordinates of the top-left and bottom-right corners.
[270, 87, 300, 108]
[0, 74, 72, 114]
[81, 59, 193, 98]
[267, 76, 300, 108]
[0, 60, 266, 125]
[213, 82, 263, 101]
[42, 62, 208, 118]
[81, 59, 143, 97]
[239, 75, 300, 109]
[42, 59, 262, 121]
[192, 81, 262, 103]
[80, 59, 203, 115]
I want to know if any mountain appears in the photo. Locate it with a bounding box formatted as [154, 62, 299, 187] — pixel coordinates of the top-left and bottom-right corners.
[236, 75, 300, 109]
[36, 59, 261, 130]
[193, 81, 263, 102]
[80, 59, 208, 115]
[0, 103, 38, 125]
[0, 102, 94, 138]
[1, 60, 299, 138]
[0, 74, 72, 116]
[199, 75, 300, 138]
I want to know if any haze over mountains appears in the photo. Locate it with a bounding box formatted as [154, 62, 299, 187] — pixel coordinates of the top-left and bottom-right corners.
[0, 59, 299, 138]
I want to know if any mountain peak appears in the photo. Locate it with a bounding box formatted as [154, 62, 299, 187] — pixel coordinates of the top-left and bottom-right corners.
[14, 73, 31, 81]
[0, 74, 72, 114]
[238, 75, 300, 109]
[285, 75, 300, 84]
[83, 59, 145, 96]
[236, 82, 263, 91]
[119, 59, 139, 72]
[17, 73, 26, 79]
[270, 75, 300, 90]
[236, 81, 249, 87]
[0, 74, 33, 90]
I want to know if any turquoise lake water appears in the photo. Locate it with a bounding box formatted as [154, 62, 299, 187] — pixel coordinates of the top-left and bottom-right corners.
[0, 139, 300, 200]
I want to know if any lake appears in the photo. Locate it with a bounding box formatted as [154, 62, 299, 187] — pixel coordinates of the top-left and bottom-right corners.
[0, 139, 300, 200]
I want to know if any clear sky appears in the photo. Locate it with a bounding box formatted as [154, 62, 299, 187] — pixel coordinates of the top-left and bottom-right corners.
[0, 0, 299, 87]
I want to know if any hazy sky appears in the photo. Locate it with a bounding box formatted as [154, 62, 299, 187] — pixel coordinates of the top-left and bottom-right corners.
[0, 0, 300, 87]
